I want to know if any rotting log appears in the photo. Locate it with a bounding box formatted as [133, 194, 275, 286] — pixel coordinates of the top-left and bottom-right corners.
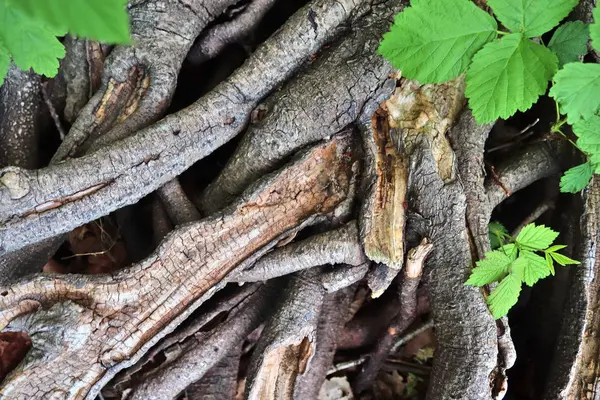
[0, 135, 354, 399]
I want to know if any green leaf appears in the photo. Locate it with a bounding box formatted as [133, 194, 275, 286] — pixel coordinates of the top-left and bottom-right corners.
[548, 21, 590, 67]
[512, 251, 551, 286]
[489, 221, 508, 249]
[545, 253, 555, 275]
[466, 250, 513, 286]
[0, 43, 9, 86]
[550, 63, 600, 124]
[0, 3, 65, 78]
[548, 252, 580, 266]
[573, 115, 600, 164]
[500, 243, 519, 260]
[591, 6, 600, 52]
[466, 33, 558, 123]
[377, 0, 497, 83]
[546, 245, 567, 252]
[487, 0, 579, 37]
[9, 0, 130, 44]
[560, 162, 594, 193]
[487, 273, 521, 319]
[516, 223, 559, 250]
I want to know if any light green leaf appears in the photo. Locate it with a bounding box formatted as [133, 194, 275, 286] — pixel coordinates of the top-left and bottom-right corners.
[466, 250, 513, 286]
[500, 243, 519, 260]
[560, 162, 594, 193]
[0, 3, 65, 78]
[377, 0, 497, 83]
[516, 223, 559, 250]
[548, 21, 590, 67]
[513, 251, 551, 286]
[488, 273, 521, 319]
[489, 221, 508, 249]
[549, 252, 580, 266]
[545, 253, 555, 275]
[487, 0, 579, 37]
[573, 115, 600, 164]
[550, 63, 600, 123]
[0, 43, 9, 86]
[546, 245, 567, 252]
[466, 33, 558, 123]
[9, 0, 130, 44]
[591, 6, 600, 52]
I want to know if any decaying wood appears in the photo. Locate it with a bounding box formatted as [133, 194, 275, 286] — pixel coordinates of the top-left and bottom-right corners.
[245, 269, 325, 400]
[0, 135, 353, 399]
[185, 345, 243, 400]
[321, 263, 370, 293]
[0, 0, 366, 255]
[545, 177, 600, 399]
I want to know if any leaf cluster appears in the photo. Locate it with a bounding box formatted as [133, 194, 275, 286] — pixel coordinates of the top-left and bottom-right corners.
[0, 0, 130, 85]
[378, 0, 590, 124]
[468, 223, 578, 319]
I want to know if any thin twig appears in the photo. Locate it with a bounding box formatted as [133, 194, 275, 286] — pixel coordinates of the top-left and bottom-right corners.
[391, 318, 434, 353]
[41, 81, 66, 140]
[511, 201, 554, 237]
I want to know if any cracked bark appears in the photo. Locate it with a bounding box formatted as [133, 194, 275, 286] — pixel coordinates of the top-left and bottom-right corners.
[0, 0, 367, 254]
[0, 135, 353, 399]
[199, 0, 402, 213]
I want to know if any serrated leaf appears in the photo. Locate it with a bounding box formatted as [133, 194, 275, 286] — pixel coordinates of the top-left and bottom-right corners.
[466, 33, 558, 123]
[545, 252, 555, 275]
[516, 223, 559, 250]
[573, 115, 600, 164]
[0, 3, 65, 78]
[9, 0, 130, 44]
[488, 273, 521, 319]
[512, 251, 551, 286]
[487, 0, 578, 37]
[591, 6, 600, 52]
[560, 162, 594, 193]
[550, 63, 600, 124]
[548, 21, 590, 67]
[466, 250, 513, 286]
[500, 243, 518, 260]
[549, 252, 580, 266]
[377, 0, 497, 83]
[489, 221, 508, 249]
[0, 43, 9, 86]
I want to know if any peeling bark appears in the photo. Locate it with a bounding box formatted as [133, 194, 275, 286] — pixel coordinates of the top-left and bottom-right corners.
[0, 135, 353, 399]
[0, 0, 367, 254]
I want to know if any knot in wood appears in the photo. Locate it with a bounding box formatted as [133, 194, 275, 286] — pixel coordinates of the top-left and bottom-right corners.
[0, 168, 30, 200]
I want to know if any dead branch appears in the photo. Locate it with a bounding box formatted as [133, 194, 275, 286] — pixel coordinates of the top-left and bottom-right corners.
[188, 0, 278, 64]
[0, 136, 353, 399]
[199, 0, 401, 213]
[367, 264, 399, 298]
[229, 222, 366, 283]
[245, 269, 325, 400]
[0, 0, 366, 255]
[354, 238, 432, 393]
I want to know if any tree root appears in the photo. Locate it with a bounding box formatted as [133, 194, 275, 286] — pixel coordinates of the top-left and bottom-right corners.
[229, 221, 366, 283]
[188, 0, 278, 64]
[0, 135, 353, 399]
[354, 238, 432, 393]
[128, 284, 273, 400]
[0, 0, 366, 255]
[199, 0, 401, 213]
[245, 269, 325, 400]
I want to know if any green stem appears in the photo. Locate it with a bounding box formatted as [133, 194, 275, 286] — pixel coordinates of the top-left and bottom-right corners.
[555, 128, 587, 156]
[496, 30, 509, 36]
